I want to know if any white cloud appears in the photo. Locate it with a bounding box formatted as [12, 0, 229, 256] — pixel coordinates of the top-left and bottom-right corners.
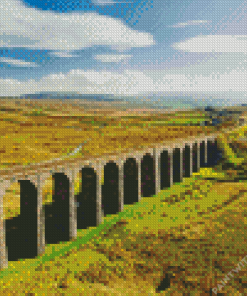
[172, 35, 247, 53]
[94, 54, 132, 63]
[39, 69, 156, 95]
[154, 70, 247, 92]
[0, 57, 38, 67]
[92, 0, 134, 5]
[0, 67, 247, 97]
[0, 0, 154, 52]
[0, 69, 155, 96]
[169, 20, 210, 28]
[49, 52, 81, 58]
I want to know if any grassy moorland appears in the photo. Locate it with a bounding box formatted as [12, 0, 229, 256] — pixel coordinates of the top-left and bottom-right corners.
[0, 98, 246, 295]
[0, 98, 220, 221]
[0, 98, 213, 168]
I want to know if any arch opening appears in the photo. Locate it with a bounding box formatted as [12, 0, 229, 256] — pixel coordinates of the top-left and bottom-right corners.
[45, 173, 70, 245]
[214, 139, 223, 166]
[124, 158, 138, 205]
[200, 141, 206, 168]
[77, 167, 97, 229]
[102, 162, 119, 215]
[192, 143, 198, 173]
[141, 154, 155, 197]
[6, 180, 38, 261]
[160, 150, 170, 189]
[183, 145, 191, 178]
[173, 148, 181, 183]
[207, 140, 214, 167]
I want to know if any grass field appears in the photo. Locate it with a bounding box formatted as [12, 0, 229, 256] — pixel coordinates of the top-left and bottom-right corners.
[0, 98, 220, 221]
[0, 102, 213, 168]
[0, 98, 245, 294]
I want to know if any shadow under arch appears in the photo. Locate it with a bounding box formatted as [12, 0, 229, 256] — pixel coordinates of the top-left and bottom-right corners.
[214, 139, 223, 165]
[183, 144, 191, 178]
[5, 180, 38, 261]
[76, 167, 97, 229]
[207, 140, 214, 167]
[44, 172, 70, 245]
[102, 162, 119, 215]
[173, 148, 181, 183]
[160, 150, 170, 189]
[124, 158, 138, 204]
[192, 143, 198, 173]
[141, 153, 155, 197]
[200, 141, 206, 168]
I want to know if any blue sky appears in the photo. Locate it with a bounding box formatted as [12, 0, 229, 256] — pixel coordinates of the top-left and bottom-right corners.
[0, 0, 246, 103]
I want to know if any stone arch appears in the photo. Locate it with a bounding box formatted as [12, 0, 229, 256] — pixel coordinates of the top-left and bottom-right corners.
[76, 167, 97, 229]
[200, 141, 206, 168]
[192, 143, 198, 173]
[45, 173, 70, 245]
[6, 180, 38, 261]
[173, 148, 181, 183]
[160, 150, 170, 189]
[141, 153, 155, 197]
[102, 162, 119, 215]
[183, 144, 191, 178]
[124, 158, 138, 204]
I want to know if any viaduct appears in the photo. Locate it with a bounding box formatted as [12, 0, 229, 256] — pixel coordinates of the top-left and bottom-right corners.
[0, 132, 223, 270]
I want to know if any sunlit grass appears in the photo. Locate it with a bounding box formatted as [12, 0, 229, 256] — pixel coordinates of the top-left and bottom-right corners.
[0, 107, 213, 168]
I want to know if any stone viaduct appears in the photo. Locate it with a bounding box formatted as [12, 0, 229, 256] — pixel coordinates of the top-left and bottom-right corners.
[0, 132, 223, 270]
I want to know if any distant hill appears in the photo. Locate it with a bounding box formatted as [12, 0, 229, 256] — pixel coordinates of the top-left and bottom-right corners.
[19, 92, 122, 102]
[2, 91, 247, 111]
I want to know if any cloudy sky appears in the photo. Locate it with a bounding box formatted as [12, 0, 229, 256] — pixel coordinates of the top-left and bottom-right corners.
[0, 0, 247, 102]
